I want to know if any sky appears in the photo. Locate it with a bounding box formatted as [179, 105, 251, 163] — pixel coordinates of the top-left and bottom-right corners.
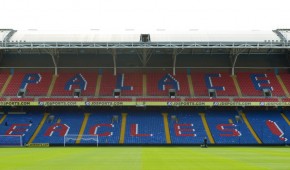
[1, 0, 290, 32]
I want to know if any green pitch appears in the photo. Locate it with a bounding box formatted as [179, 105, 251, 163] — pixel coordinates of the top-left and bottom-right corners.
[0, 147, 289, 170]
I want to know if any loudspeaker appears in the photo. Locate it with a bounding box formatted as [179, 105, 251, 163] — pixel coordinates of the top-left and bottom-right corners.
[140, 34, 150, 42]
[169, 89, 176, 98]
[73, 89, 81, 98]
[113, 89, 121, 98]
[263, 89, 272, 97]
[208, 89, 217, 97]
[17, 89, 26, 98]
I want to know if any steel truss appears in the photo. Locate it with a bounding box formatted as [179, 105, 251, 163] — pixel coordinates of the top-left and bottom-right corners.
[1, 41, 290, 49]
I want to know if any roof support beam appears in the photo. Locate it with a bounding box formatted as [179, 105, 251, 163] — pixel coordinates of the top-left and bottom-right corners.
[0, 50, 3, 65]
[172, 49, 184, 76]
[191, 49, 195, 55]
[3, 29, 17, 42]
[247, 48, 252, 55]
[273, 29, 289, 43]
[137, 48, 152, 67]
[45, 49, 59, 75]
[1, 41, 289, 49]
[172, 49, 177, 75]
[142, 49, 148, 67]
[230, 48, 246, 76]
[267, 48, 272, 55]
[285, 50, 290, 67]
[112, 49, 117, 76]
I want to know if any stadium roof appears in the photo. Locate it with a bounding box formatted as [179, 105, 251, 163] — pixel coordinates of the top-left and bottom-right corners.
[1, 29, 289, 50]
[6, 29, 282, 42]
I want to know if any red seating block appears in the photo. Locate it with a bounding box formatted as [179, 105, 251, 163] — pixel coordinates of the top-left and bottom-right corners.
[185, 98, 230, 102]
[99, 72, 142, 96]
[237, 72, 285, 96]
[281, 98, 290, 102]
[51, 72, 97, 96]
[87, 98, 132, 101]
[39, 98, 83, 101]
[147, 72, 190, 96]
[234, 98, 279, 102]
[191, 73, 237, 96]
[136, 98, 181, 102]
[10, 98, 35, 101]
[0, 98, 6, 101]
[0, 73, 9, 92]
[4, 72, 52, 96]
[279, 73, 290, 95]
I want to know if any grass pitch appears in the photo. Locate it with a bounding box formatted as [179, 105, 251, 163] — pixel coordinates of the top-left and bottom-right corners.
[0, 147, 289, 170]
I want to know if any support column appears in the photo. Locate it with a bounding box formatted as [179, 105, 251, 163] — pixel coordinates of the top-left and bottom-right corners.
[0, 50, 3, 65]
[138, 48, 152, 67]
[142, 49, 147, 67]
[112, 49, 117, 76]
[230, 48, 246, 76]
[172, 49, 177, 76]
[46, 49, 59, 75]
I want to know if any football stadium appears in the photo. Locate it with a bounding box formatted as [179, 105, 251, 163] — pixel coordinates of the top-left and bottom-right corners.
[0, 28, 290, 169]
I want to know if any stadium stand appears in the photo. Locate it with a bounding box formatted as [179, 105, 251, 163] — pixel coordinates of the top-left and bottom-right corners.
[136, 98, 181, 102]
[281, 98, 290, 102]
[0, 73, 9, 94]
[1, 28, 290, 146]
[206, 111, 257, 144]
[99, 72, 143, 96]
[168, 112, 207, 144]
[10, 98, 35, 101]
[185, 98, 230, 102]
[233, 98, 279, 102]
[82, 112, 121, 144]
[146, 72, 190, 96]
[124, 112, 166, 144]
[3, 72, 52, 96]
[32, 112, 83, 144]
[279, 73, 290, 95]
[191, 73, 238, 96]
[246, 111, 290, 144]
[237, 72, 285, 97]
[38, 98, 84, 102]
[87, 98, 132, 101]
[0, 113, 43, 145]
[51, 72, 97, 96]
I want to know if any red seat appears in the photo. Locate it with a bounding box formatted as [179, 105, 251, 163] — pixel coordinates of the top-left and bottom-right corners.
[87, 98, 132, 101]
[234, 98, 279, 102]
[99, 72, 142, 96]
[51, 72, 98, 96]
[4, 72, 52, 96]
[185, 98, 230, 102]
[237, 72, 285, 97]
[191, 72, 237, 97]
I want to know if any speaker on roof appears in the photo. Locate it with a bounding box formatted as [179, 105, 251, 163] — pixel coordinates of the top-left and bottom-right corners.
[113, 89, 121, 98]
[17, 89, 26, 98]
[263, 89, 272, 97]
[140, 34, 150, 42]
[73, 89, 81, 98]
[208, 89, 217, 98]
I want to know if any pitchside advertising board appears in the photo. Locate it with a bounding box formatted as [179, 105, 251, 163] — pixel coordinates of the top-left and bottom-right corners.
[1, 101, 290, 106]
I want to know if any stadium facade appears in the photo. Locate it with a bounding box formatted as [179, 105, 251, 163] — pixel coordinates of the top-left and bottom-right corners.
[0, 28, 290, 146]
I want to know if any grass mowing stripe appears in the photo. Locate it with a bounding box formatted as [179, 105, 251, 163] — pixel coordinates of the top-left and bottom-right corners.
[0, 147, 289, 170]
